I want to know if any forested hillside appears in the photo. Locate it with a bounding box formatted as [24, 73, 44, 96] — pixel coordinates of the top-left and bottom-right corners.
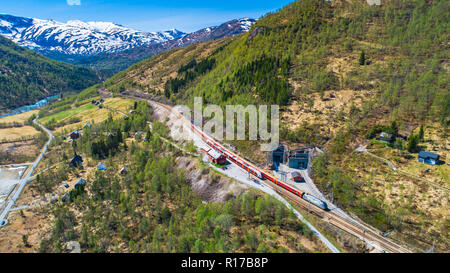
[0, 35, 99, 111]
[106, 0, 448, 119]
[104, 38, 232, 94]
[26, 99, 326, 253]
[104, 0, 449, 251]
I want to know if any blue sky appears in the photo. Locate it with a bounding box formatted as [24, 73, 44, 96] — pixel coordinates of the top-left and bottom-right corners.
[1, 0, 294, 32]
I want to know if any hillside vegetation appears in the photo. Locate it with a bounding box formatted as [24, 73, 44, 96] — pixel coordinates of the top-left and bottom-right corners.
[104, 0, 449, 251]
[0, 35, 99, 111]
[107, 0, 448, 120]
[1, 94, 326, 253]
[104, 38, 232, 95]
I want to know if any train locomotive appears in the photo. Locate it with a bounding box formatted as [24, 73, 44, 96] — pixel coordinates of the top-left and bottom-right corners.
[302, 193, 328, 210]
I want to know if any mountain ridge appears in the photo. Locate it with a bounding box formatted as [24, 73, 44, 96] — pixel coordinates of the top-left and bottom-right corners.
[0, 14, 255, 76]
[0, 14, 185, 57]
[74, 18, 256, 75]
[0, 34, 99, 111]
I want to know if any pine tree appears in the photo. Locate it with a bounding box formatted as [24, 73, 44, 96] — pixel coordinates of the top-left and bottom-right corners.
[359, 50, 366, 65]
[22, 234, 29, 247]
[391, 120, 398, 135]
[407, 135, 419, 153]
[418, 125, 424, 141]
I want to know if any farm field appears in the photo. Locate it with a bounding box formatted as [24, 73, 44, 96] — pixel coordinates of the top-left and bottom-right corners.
[0, 110, 41, 142]
[39, 103, 97, 125]
[0, 110, 38, 125]
[0, 126, 40, 142]
[38, 97, 135, 134]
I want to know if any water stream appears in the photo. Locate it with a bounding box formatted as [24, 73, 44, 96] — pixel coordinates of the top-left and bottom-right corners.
[0, 94, 60, 119]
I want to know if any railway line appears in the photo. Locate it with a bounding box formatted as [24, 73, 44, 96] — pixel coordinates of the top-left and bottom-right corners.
[275, 184, 411, 253]
[120, 92, 412, 253]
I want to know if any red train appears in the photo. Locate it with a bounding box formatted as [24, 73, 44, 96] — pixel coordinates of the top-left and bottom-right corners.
[190, 123, 330, 210]
[191, 124, 304, 198]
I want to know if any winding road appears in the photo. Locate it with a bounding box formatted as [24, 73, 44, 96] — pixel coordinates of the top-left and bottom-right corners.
[0, 117, 53, 226]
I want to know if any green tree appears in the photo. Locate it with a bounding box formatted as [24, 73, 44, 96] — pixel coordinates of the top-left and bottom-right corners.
[407, 135, 419, 153]
[22, 234, 30, 247]
[418, 125, 424, 141]
[193, 239, 203, 253]
[245, 231, 258, 251]
[164, 88, 171, 99]
[145, 129, 152, 142]
[129, 239, 136, 253]
[161, 206, 172, 224]
[391, 121, 398, 135]
[359, 50, 366, 65]
[257, 242, 268, 253]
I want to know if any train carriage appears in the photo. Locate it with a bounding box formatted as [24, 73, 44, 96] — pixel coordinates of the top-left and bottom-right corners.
[193, 124, 328, 211]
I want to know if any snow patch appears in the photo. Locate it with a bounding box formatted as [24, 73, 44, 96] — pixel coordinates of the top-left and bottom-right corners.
[0, 14, 185, 56]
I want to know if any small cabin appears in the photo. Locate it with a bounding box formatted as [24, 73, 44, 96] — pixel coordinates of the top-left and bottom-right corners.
[70, 155, 83, 167]
[61, 193, 70, 203]
[120, 166, 128, 175]
[202, 148, 227, 165]
[397, 133, 409, 141]
[379, 132, 394, 143]
[291, 172, 303, 182]
[70, 130, 80, 140]
[97, 162, 107, 171]
[74, 178, 86, 189]
[418, 151, 439, 165]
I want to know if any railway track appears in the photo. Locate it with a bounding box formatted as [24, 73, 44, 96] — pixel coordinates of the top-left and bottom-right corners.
[120, 92, 413, 253]
[274, 181, 411, 253]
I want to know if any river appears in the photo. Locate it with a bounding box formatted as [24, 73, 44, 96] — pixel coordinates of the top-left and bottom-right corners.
[0, 94, 60, 119]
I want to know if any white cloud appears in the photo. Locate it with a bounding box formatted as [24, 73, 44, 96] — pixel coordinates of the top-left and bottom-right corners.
[67, 0, 81, 6]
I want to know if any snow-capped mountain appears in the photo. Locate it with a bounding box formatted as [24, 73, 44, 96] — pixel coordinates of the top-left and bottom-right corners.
[172, 18, 256, 47]
[0, 14, 185, 56]
[75, 18, 256, 74]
